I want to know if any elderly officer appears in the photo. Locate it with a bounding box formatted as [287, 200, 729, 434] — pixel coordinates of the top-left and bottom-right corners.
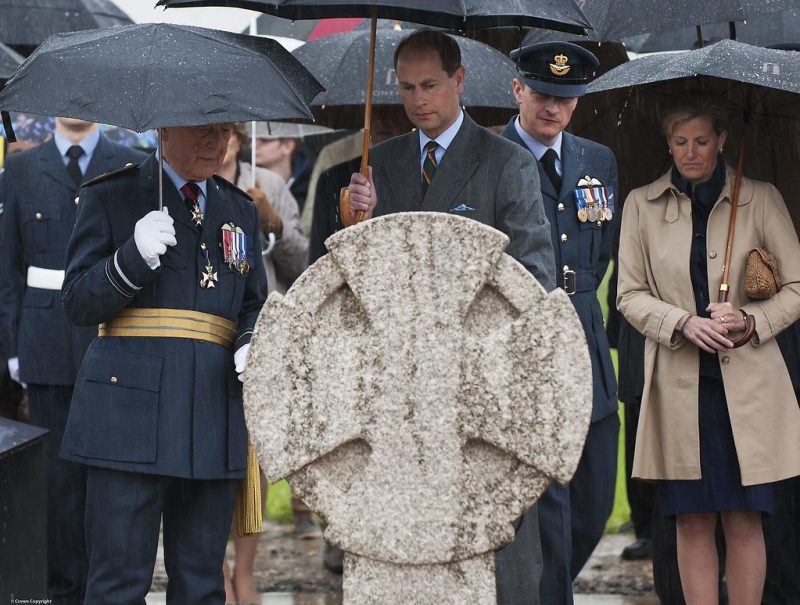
[0, 116, 145, 604]
[500, 42, 620, 604]
[59, 122, 267, 604]
[348, 29, 556, 604]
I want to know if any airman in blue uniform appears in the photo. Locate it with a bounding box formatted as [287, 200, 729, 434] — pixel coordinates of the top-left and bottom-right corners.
[501, 42, 620, 605]
[60, 123, 267, 605]
[0, 117, 146, 605]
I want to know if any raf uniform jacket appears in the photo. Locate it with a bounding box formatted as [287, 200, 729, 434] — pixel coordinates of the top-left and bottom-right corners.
[60, 154, 267, 479]
[370, 113, 556, 292]
[0, 135, 146, 385]
[502, 118, 619, 423]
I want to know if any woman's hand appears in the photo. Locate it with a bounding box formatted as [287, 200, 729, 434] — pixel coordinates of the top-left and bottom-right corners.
[706, 302, 746, 332]
[681, 315, 733, 353]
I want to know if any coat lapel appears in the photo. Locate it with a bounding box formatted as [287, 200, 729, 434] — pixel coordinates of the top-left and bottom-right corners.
[39, 138, 77, 191]
[421, 114, 479, 213]
[558, 132, 582, 203]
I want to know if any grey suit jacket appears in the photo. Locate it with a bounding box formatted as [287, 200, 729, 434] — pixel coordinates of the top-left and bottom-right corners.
[370, 113, 556, 292]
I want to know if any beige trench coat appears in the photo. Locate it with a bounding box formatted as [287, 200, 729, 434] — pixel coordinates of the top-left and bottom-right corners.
[617, 167, 800, 485]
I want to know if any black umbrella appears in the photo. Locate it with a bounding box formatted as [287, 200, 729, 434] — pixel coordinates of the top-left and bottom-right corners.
[624, 8, 800, 53]
[588, 40, 800, 343]
[0, 42, 23, 82]
[523, 0, 796, 44]
[160, 0, 592, 225]
[0, 0, 133, 55]
[292, 29, 518, 119]
[0, 24, 324, 136]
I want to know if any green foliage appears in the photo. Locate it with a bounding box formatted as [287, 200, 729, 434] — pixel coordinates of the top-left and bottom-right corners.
[266, 479, 294, 523]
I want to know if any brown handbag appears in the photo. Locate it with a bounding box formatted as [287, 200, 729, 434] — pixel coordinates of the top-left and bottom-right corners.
[744, 247, 781, 300]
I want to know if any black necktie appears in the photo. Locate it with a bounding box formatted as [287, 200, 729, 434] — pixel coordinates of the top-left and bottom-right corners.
[540, 148, 561, 192]
[180, 182, 204, 229]
[421, 140, 440, 198]
[66, 145, 84, 186]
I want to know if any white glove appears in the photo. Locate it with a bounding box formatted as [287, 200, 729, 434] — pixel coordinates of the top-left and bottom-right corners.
[135, 207, 176, 269]
[7, 357, 25, 387]
[234, 343, 250, 383]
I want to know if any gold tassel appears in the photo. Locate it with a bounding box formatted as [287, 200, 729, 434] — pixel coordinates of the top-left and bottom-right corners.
[235, 439, 263, 537]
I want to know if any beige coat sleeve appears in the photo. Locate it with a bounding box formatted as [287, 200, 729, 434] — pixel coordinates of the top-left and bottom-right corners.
[741, 184, 800, 346]
[616, 189, 692, 349]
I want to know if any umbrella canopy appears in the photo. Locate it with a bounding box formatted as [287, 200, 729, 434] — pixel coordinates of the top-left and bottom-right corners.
[0, 42, 23, 81]
[158, 0, 592, 35]
[245, 15, 405, 41]
[522, 0, 796, 43]
[0, 0, 132, 54]
[293, 29, 517, 110]
[585, 40, 800, 231]
[0, 23, 324, 135]
[624, 8, 800, 53]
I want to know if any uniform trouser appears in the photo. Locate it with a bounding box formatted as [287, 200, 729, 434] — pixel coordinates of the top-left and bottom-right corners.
[539, 412, 619, 605]
[623, 396, 656, 540]
[28, 383, 87, 605]
[495, 505, 542, 605]
[84, 467, 237, 605]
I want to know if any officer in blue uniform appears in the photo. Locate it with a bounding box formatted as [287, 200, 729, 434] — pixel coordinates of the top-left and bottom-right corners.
[0, 117, 145, 605]
[501, 42, 620, 604]
[60, 122, 267, 604]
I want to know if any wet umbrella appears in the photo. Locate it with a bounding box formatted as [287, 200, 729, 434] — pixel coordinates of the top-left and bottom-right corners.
[245, 14, 404, 41]
[523, 0, 796, 44]
[292, 29, 518, 119]
[0, 42, 23, 82]
[0, 0, 133, 55]
[160, 0, 592, 225]
[0, 24, 323, 136]
[588, 40, 800, 344]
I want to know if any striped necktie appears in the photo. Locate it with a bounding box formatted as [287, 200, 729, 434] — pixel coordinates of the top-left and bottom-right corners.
[421, 140, 440, 198]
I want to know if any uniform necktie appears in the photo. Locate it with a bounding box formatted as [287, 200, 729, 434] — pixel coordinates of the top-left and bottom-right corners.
[66, 145, 84, 186]
[180, 182, 204, 229]
[540, 148, 562, 192]
[421, 140, 440, 198]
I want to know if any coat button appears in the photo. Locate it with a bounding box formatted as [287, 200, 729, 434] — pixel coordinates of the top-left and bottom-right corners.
[35, 212, 43, 220]
[560, 233, 568, 243]
[74, 196, 80, 205]
[709, 251, 717, 259]
[721, 356, 730, 365]
[596, 220, 602, 227]
[557, 203, 565, 212]
[563, 264, 570, 272]
[110, 376, 118, 384]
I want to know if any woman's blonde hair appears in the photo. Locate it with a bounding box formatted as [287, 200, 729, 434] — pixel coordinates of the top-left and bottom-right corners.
[661, 102, 728, 137]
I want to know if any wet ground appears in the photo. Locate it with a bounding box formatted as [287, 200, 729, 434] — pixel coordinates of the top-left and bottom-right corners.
[148, 522, 659, 604]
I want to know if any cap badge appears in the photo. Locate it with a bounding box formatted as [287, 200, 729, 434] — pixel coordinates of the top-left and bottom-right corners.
[550, 54, 570, 77]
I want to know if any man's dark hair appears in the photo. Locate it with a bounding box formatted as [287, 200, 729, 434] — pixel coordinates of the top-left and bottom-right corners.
[393, 30, 462, 77]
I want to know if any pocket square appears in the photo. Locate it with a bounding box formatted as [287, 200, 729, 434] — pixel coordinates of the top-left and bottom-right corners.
[450, 203, 476, 213]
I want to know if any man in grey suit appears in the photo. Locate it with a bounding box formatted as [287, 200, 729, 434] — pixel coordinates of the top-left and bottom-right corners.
[348, 29, 555, 605]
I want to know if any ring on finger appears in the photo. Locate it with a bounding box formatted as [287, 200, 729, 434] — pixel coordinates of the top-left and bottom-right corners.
[718, 316, 726, 324]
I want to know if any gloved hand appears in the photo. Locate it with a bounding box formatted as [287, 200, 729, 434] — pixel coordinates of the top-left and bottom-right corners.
[134, 207, 176, 269]
[7, 357, 21, 384]
[234, 343, 250, 383]
[247, 187, 283, 238]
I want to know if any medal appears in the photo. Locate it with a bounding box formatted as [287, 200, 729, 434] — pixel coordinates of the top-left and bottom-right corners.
[605, 208, 613, 221]
[190, 204, 205, 229]
[221, 222, 250, 275]
[199, 243, 217, 288]
[577, 208, 588, 222]
[587, 204, 599, 222]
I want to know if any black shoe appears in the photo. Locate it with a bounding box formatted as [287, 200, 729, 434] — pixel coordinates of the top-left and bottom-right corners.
[621, 538, 653, 561]
[323, 541, 344, 575]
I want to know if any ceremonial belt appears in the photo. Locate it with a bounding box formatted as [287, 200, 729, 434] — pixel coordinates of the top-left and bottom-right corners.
[561, 267, 596, 296]
[27, 266, 65, 290]
[98, 308, 238, 349]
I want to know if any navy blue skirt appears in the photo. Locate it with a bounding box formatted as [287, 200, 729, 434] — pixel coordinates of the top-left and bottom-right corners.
[662, 377, 774, 516]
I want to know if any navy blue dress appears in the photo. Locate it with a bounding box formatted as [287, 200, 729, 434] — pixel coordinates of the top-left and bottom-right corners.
[662, 161, 774, 517]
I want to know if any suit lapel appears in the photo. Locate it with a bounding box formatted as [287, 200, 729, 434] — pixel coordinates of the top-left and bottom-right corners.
[83, 136, 124, 181]
[421, 114, 479, 213]
[379, 132, 422, 214]
[39, 138, 76, 191]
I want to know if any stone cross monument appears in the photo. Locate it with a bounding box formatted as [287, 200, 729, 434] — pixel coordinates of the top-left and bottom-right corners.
[244, 212, 592, 604]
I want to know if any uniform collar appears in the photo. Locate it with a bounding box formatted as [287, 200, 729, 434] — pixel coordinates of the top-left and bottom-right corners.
[418, 108, 464, 157]
[54, 127, 100, 160]
[156, 149, 208, 200]
[513, 116, 562, 162]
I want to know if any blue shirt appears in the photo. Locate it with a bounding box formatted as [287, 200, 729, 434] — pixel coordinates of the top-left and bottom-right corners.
[157, 149, 208, 213]
[514, 116, 563, 176]
[54, 127, 100, 175]
[418, 109, 464, 172]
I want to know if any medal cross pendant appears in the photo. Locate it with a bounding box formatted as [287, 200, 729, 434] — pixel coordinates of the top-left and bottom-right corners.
[200, 263, 218, 288]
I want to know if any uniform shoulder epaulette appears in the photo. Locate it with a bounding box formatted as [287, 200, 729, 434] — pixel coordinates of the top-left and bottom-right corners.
[83, 162, 139, 187]
[212, 174, 253, 201]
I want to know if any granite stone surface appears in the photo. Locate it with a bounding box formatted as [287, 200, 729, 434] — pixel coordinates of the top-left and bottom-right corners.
[244, 212, 592, 601]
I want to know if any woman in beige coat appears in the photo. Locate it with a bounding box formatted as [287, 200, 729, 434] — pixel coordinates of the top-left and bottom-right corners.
[617, 103, 800, 605]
